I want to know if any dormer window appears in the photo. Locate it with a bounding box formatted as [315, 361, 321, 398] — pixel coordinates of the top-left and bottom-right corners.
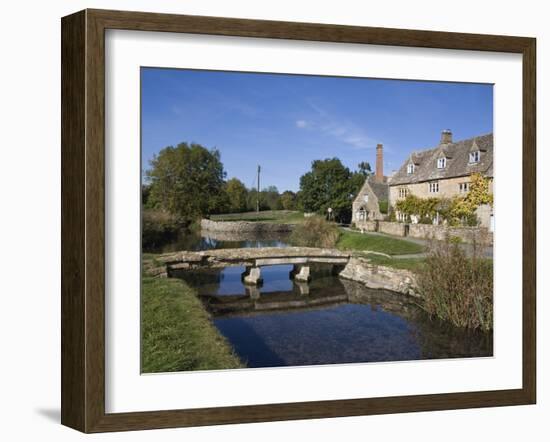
[437, 157, 447, 169]
[407, 163, 415, 174]
[469, 151, 480, 163]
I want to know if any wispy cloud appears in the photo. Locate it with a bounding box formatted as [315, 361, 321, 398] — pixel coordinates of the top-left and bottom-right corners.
[295, 100, 379, 150]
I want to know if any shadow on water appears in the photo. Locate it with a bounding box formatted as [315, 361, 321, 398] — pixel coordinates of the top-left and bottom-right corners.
[162, 230, 492, 369]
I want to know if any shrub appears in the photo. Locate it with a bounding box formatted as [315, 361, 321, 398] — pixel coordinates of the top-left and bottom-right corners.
[415, 233, 493, 331]
[378, 200, 388, 214]
[289, 216, 340, 248]
[142, 209, 184, 250]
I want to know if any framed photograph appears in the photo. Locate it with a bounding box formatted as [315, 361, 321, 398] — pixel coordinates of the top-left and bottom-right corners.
[61, 9, 536, 433]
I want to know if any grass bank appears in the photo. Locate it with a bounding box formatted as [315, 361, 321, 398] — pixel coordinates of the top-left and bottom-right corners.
[337, 230, 424, 255]
[363, 254, 426, 271]
[210, 210, 305, 224]
[142, 261, 243, 373]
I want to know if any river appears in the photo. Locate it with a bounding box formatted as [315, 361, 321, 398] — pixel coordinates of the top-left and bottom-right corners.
[155, 229, 493, 369]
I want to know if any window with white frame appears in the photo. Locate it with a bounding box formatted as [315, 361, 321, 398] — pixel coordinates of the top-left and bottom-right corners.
[459, 182, 470, 193]
[437, 157, 447, 169]
[429, 181, 439, 193]
[363, 194, 368, 203]
[398, 187, 409, 198]
[469, 151, 480, 163]
[407, 163, 415, 174]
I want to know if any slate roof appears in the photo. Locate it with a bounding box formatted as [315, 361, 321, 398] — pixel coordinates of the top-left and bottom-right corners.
[368, 179, 389, 202]
[389, 133, 493, 186]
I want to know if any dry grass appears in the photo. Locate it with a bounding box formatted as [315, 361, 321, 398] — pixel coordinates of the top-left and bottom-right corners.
[289, 216, 341, 248]
[416, 233, 493, 331]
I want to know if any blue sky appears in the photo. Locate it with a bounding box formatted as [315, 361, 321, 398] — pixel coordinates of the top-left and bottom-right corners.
[141, 68, 493, 192]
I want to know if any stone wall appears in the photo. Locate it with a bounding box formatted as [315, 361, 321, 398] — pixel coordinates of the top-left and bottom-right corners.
[378, 221, 406, 236]
[354, 220, 377, 232]
[407, 223, 492, 244]
[339, 256, 418, 297]
[201, 218, 295, 233]
[372, 220, 492, 244]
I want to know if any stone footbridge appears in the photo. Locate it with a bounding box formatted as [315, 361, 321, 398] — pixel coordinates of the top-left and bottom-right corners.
[157, 247, 351, 285]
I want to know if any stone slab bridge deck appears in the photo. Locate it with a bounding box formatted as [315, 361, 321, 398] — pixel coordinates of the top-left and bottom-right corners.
[158, 247, 351, 285]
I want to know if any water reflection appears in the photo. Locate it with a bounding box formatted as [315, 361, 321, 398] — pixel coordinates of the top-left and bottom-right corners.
[173, 262, 493, 368]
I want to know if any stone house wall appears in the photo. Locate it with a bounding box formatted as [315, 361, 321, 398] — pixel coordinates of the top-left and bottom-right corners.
[389, 176, 494, 229]
[352, 182, 383, 223]
[389, 175, 494, 207]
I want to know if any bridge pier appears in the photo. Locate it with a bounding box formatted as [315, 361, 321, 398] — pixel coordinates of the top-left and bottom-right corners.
[245, 285, 261, 300]
[295, 281, 310, 295]
[241, 266, 263, 285]
[289, 265, 311, 282]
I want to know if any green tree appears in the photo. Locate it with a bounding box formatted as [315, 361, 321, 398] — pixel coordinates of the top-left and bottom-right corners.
[142, 183, 151, 206]
[146, 142, 228, 221]
[225, 178, 249, 213]
[280, 190, 297, 210]
[261, 186, 282, 210]
[299, 158, 361, 222]
[357, 161, 372, 176]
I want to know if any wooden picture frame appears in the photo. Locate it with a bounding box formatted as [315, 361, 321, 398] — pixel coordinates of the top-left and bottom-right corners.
[61, 8, 536, 433]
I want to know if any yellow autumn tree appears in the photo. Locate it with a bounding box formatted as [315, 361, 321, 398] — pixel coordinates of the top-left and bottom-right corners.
[449, 173, 493, 225]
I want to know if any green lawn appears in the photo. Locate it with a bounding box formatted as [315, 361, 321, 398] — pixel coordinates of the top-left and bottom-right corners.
[363, 254, 426, 271]
[337, 230, 424, 255]
[141, 262, 243, 373]
[210, 210, 305, 223]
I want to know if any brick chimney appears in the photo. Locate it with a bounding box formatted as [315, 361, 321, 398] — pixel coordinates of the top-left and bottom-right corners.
[440, 129, 452, 144]
[375, 143, 384, 182]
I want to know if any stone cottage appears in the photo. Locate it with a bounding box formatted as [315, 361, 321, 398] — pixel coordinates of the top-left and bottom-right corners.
[389, 130, 494, 229]
[352, 144, 389, 227]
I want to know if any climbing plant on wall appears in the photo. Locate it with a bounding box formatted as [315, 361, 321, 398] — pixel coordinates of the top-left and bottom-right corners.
[395, 195, 440, 219]
[394, 173, 492, 226]
[448, 173, 493, 225]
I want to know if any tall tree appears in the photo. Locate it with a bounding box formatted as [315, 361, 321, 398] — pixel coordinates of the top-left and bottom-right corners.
[299, 158, 361, 222]
[261, 185, 282, 210]
[146, 142, 228, 221]
[280, 190, 297, 210]
[225, 178, 249, 213]
[357, 161, 372, 176]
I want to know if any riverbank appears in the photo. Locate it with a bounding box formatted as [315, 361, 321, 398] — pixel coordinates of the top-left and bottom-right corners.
[142, 258, 243, 373]
[201, 218, 295, 234]
[339, 256, 419, 297]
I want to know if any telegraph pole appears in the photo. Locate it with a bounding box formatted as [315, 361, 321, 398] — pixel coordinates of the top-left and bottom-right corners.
[256, 165, 261, 213]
